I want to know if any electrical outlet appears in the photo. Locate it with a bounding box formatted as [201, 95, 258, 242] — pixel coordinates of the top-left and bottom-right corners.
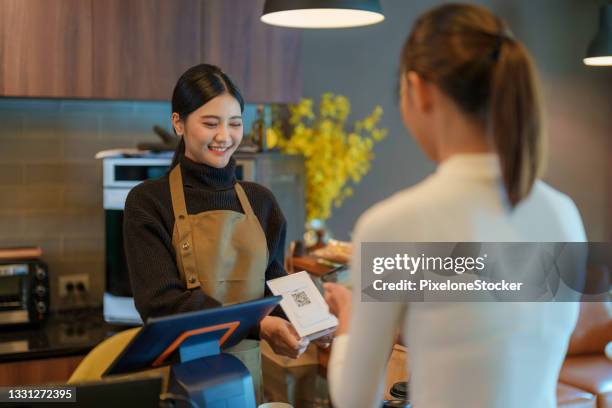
[58, 273, 90, 297]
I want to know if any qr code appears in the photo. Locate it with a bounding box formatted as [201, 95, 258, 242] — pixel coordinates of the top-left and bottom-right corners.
[291, 290, 311, 307]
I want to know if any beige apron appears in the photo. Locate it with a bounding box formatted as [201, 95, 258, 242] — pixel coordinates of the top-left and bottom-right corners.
[169, 164, 269, 403]
[70, 164, 269, 404]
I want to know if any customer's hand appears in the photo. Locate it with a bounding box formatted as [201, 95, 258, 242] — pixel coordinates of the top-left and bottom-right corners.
[323, 283, 352, 336]
[259, 316, 307, 359]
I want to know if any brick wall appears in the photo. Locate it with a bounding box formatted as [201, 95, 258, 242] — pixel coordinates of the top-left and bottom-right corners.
[0, 98, 171, 310]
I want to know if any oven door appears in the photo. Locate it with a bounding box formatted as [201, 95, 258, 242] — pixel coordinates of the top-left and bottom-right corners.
[0, 266, 29, 324]
[105, 209, 133, 297]
[104, 207, 142, 324]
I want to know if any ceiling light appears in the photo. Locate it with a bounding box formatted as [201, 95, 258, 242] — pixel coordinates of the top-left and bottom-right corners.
[261, 0, 384, 29]
[584, 4, 612, 66]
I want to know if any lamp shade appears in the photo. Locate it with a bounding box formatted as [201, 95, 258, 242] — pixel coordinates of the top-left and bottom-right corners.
[261, 0, 384, 29]
[584, 4, 612, 66]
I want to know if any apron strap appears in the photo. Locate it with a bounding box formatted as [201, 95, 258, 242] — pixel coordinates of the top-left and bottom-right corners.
[235, 182, 257, 220]
[235, 182, 270, 263]
[169, 165, 201, 290]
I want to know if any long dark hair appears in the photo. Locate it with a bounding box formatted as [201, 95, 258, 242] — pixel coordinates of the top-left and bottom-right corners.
[400, 4, 543, 207]
[170, 64, 245, 168]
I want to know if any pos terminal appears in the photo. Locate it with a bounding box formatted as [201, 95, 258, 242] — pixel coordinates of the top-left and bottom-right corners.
[103, 296, 282, 408]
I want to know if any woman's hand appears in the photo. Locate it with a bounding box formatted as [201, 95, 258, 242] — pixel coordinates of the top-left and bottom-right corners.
[259, 316, 307, 359]
[323, 282, 352, 336]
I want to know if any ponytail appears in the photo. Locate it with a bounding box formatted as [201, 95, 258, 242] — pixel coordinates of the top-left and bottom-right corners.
[489, 39, 543, 207]
[400, 4, 545, 208]
[169, 136, 186, 170]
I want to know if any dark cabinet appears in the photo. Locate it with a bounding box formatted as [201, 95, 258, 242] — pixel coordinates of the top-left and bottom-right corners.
[91, 0, 203, 100]
[0, 0, 94, 98]
[0, 0, 302, 102]
[0, 355, 84, 386]
[201, 0, 302, 103]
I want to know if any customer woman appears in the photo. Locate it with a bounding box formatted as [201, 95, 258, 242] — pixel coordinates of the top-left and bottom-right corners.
[70, 65, 304, 400]
[324, 4, 586, 408]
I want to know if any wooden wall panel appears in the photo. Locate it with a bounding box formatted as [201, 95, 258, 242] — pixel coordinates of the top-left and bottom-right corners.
[91, 0, 203, 100]
[0, 355, 84, 386]
[0, 0, 93, 98]
[0, 0, 302, 102]
[201, 0, 302, 103]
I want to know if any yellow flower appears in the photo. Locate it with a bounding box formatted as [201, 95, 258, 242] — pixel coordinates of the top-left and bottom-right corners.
[289, 99, 314, 125]
[275, 93, 387, 222]
[266, 128, 278, 149]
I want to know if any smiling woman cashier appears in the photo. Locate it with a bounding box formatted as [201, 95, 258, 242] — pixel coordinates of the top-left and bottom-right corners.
[121, 64, 303, 397]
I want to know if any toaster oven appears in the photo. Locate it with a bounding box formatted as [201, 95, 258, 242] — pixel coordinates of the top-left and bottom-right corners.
[0, 261, 50, 325]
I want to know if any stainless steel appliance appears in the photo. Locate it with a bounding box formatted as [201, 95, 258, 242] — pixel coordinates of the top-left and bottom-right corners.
[0, 260, 49, 325]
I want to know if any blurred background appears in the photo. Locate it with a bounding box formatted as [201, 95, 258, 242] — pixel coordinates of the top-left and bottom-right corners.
[0, 0, 609, 312]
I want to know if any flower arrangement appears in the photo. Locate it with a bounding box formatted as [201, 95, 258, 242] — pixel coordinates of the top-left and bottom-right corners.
[271, 93, 387, 223]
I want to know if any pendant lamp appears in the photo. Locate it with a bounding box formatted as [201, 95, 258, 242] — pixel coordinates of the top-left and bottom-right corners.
[584, 4, 612, 66]
[261, 0, 384, 29]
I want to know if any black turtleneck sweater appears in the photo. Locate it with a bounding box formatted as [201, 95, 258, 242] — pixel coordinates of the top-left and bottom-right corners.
[123, 153, 287, 327]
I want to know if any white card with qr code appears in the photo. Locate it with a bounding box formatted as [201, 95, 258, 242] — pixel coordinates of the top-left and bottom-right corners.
[267, 271, 338, 339]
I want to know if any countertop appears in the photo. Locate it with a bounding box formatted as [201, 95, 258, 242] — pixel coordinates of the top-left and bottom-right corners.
[0, 308, 334, 406]
[0, 308, 408, 406]
[0, 308, 136, 363]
